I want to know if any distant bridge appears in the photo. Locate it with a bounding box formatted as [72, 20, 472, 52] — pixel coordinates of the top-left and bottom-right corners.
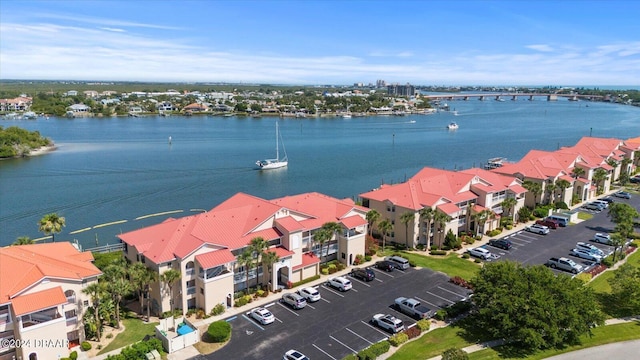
[423, 93, 605, 102]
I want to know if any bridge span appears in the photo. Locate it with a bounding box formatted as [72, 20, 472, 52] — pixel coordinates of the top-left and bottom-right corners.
[423, 93, 605, 102]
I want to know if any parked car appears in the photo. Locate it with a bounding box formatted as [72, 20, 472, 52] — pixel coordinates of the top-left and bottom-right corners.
[296, 287, 321, 302]
[601, 197, 615, 204]
[536, 219, 559, 229]
[468, 247, 491, 260]
[525, 224, 550, 235]
[327, 276, 352, 291]
[546, 257, 584, 274]
[281, 293, 307, 309]
[385, 255, 410, 270]
[570, 248, 603, 262]
[630, 175, 640, 184]
[592, 200, 609, 209]
[488, 238, 512, 250]
[284, 350, 309, 360]
[375, 260, 395, 272]
[583, 202, 604, 211]
[371, 313, 405, 333]
[614, 191, 631, 199]
[350, 267, 375, 282]
[576, 241, 605, 257]
[593, 233, 613, 245]
[250, 307, 275, 325]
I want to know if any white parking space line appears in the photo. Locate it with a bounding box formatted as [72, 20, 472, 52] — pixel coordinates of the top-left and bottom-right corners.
[321, 285, 345, 297]
[350, 278, 371, 287]
[346, 327, 374, 345]
[437, 285, 468, 298]
[374, 278, 384, 283]
[307, 304, 316, 310]
[414, 296, 441, 309]
[371, 268, 395, 277]
[312, 344, 337, 360]
[321, 297, 331, 303]
[330, 335, 358, 353]
[277, 302, 300, 316]
[360, 320, 390, 337]
[425, 291, 455, 304]
[263, 302, 276, 308]
[274, 317, 283, 323]
[241, 314, 265, 330]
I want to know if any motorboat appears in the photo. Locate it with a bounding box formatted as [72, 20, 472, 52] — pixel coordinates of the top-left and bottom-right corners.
[256, 120, 288, 170]
[447, 122, 459, 130]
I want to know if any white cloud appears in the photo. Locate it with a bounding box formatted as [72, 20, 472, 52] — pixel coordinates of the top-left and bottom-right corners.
[100, 27, 126, 33]
[526, 44, 554, 52]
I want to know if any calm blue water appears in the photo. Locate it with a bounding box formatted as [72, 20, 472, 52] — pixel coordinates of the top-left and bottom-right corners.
[1, 99, 639, 248]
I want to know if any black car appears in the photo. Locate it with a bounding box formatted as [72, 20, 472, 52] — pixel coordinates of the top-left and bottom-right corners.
[374, 260, 395, 272]
[630, 176, 640, 184]
[488, 238, 512, 250]
[351, 267, 375, 281]
[601, 197, 615, 204]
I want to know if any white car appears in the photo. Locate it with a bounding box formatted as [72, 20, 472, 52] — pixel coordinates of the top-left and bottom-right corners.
[525, 224, 550, 235]
[593, 233, 612, 245]
[468, 247, 491, 260]
[283, 349, 309, 360]
[371, 313, 405, 333]
[250, 307, 275, 325]
[576, 242, 605, 257]
[297, 286, 321, 302]
[570, 248, 603, 262]
[327, 276, 352, 291]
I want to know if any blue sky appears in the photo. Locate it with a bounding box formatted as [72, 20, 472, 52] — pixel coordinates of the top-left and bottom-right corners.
[1, 0, 639, 85]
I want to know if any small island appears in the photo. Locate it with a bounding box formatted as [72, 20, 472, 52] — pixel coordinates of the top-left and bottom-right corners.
[0, 126, 54, 159]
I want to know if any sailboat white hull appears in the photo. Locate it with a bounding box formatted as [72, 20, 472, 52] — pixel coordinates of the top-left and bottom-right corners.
[256, 160, 288, 169]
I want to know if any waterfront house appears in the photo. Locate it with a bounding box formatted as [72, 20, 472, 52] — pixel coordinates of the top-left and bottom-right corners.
[118, 192, 368, 316]
[0, 97, 32, 112]
[0, 243, 101, 360]
[360, 167, 526, 249]
[67, 104, 91, 117]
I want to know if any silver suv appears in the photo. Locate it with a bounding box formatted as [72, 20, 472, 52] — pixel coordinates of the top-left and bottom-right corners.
[525, 224, 550, 235]
[371, 313, 405, 333]
[281, 292, 307, 309]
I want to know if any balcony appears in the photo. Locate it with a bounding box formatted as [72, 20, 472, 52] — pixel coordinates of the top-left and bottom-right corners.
[186, 287, 196, 295]
[66, 295, 76, 304]
[233, 268, 263, 285]
[199, 265, 231, 281]
[65, 316, 78, 326]
[20, 308, 62, 329]
[185, 267, 195, 276]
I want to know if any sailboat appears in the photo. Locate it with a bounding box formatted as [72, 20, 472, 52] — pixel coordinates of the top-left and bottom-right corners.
[256, 120, 288, 170]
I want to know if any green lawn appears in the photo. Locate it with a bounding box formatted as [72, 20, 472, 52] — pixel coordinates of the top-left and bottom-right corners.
[468, 322, 640, 360]
[388, 325, 476, 360]
[577, 212, 594, 221]
[588, 243, 640, 294]
[98, 317, 159, 354]
[384, 250, 482, 280]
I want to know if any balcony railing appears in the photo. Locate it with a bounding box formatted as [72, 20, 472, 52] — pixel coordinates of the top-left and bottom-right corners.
[234, 268, 263, 284]
[65, 316, 78, 326]
[186, 286, 196, 295]
[199, 266, 231, 280]
[0, 311, 10, 325]
[20, 309, 62, 329]
[66, 295, 76, 304]
[185, 267, 195, 276]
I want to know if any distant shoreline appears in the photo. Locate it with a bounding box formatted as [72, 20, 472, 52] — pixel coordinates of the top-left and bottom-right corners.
[0, 144, 57, 161]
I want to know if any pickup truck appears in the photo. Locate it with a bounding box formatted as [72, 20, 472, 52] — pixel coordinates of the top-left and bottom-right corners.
[394, 297, 433, 319]
[545, 257, 583, 274]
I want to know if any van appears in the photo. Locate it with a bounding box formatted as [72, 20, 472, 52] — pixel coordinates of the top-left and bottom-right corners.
[547, 215, 569, 227]
[385, 255, 410, 270]
[591, 200, 609, 209]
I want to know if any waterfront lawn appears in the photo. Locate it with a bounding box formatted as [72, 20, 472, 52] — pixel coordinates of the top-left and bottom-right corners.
[588, 244, 640, 294]
[384, 250, 481, 280]
[97, 317, 159, 355]
[467, 322, 640, 360]
[388, 325, 475, 360]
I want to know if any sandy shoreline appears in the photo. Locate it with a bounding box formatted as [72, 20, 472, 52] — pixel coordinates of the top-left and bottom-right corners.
[27, 144, 57, 156]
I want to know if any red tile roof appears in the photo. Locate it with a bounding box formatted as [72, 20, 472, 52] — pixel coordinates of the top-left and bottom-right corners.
[0, 243, 101, 303]
[276, 216, 305, 232]
[269, 246, 295, 258]
[293, 253, 320, 271]
[11, 286, 67, 316]
[195, 249, 236, 269]
[437, 202, 460, 215]
[341, 215, 368, 228]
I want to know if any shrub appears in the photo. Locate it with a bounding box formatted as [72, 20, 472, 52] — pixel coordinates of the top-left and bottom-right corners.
[388, 332, 409, 346]
[106, 333, 113, 339]
[69, 351, 78, 360]
[196, 308, 206, 319]
[461, 253, 470, 259]
[342, 354, 358, 360]
[474, 258, 482, 263]
[430, 250, 447, 256]
[354, 254, 365, 265]
[207, 320, 231, 343]
[368, 340, 390, 356]
[211, 303, 226, 316]
[292, 274, 321, 288]
[409, 260, 417, 267]
[487, 229, 502, 237]
[404, 326, 421, 339]
[602, 255, 615, 267]
[416, 319, 430, 331]
[434, 309, 447, 321]
[518, 206, 532, 222]
[321, 267, 329, 275]
[416, 244, 425, 251]
[357, 348, 376, 360]
[554, 201, 569, 209]
[81, 342, 92, 351]
[234, 296, 249, 307]
[449, 276, 473, 290]
[442, 347, 469, 360]
[364, 255, 372, 262]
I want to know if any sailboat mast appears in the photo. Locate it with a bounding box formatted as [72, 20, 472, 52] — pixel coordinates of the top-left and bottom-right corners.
[275, 120, 279, 160]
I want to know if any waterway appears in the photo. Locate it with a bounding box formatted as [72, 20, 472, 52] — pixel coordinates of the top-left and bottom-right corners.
[1, 98, 639, 248]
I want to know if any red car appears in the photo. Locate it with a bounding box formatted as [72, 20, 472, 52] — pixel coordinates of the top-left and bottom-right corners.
[536, 219, 559, 229]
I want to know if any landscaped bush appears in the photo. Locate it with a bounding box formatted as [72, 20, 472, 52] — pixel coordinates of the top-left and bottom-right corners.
[81, 342, 92, 351]
[234, 295, 251, 307]
[328, 264, 337, 274]
[196, 308, 206, 319]
[517, 206, 532, 222]
[404, 326, 421, 339]
[291, 274, 321, 288]
[602, 255, 615, 267]
[474, 258, 482, 263]
[69, 351, 78, 360]
[554, 201, 569, 209]
[207, 320, 231, 343]
[434, 309, 447, 321]
[388, 332, 409, 346]
[321, 267, 329, 275]
[342, 354, 358, 360]
[533, 205, 553, 218]
[430, 249, 447, 255]
[441, 347, 469, 360]
[461, 253, 470, 259]
[409, 260, 417, 267]
[211, 303, 225, 316]
[449, 276, 473, 290]
[354, 254, 365, 265]
[106, 338, 163, 360]
[416, 319, 430, 332]
[365, 255, 372, 262]
[486, 229, 502, 237]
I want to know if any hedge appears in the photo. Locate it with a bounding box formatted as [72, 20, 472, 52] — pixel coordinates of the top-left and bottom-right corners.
[416, 319, 430, 331]
[207, 320, 231, 343]
[105, 338, 163, 360]
[355, 340, 390, 359]
[388, 332, 409, 347]
[81, 342, 92, 351]
[291, 274, 321, 288]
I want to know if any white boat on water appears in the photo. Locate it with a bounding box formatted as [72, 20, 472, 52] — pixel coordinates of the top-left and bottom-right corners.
[447, 122, 459, 130]
[342, 113, 352, 119]
[256, 120, 288, 170]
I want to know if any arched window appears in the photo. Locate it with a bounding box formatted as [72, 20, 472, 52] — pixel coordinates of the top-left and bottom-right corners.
[64, 289, 76, 304]
[29, 353, 38, 360]
[185, 261, 195, 275]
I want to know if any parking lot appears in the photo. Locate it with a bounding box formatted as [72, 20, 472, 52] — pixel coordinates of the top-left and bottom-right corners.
[473, 193, 638, 275]
[205, 266, 472, 360]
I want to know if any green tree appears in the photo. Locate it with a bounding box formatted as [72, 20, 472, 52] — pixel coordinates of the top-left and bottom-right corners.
[313, 228, 331, 262]
[160, 269, 181, 312]
[592, 168, 608, 194]
[38, 212, 65, 242]
[469, 261, 605, 351]
[400, 211, 415, 248]
[129, 262, 157, 322]
[442, 347, 469, 360]
[82, 282, 107, 340]
[473, 210, 489, 236]
[419, 207, 435, 248]
[433, 211, 452, 249]
[571, 166, 585, 180]
[261, 250, 280, 290]
[366, 209, 380, 237]
[109, 277, 132, 329]
[378, 219, 393, 252]
[523, 180, 543, 206]
[321, 222, 342, 260]
[237, 249, 253, 292]
[608, 263, 640, 314]
[12, 236, 34, 245]
[544, 182, 557, 204]
[556, 178, 571, 201]
[501, 197, 517, 222]
[249, 237, 267, 288]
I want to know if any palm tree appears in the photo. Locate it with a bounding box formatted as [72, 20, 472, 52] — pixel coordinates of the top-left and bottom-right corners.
[261, 250, 280, 291]
[571, 167, 585, 179]
[82, 282, 107, 340]
[366, 209, 380, 236]
[12, 236, 34, 245]
[160, 269, 181, 312]
[432, 211, 452, 249]
[605, 158, 618, 173]
[321, 222, 342, 259]
[545, 182, 557, 204]
[556, 179, 571, 203]
[313, 228, 331, 262]
[592, 168, 608, 194]
[419, 207, 435, 248]
[109, 277, 132, 329]
[523, 180, 543, 206]
[400, 211, 415, 248]
[378, 219, 393, 252]
[129, 262, 157, 321]
[501, 198, 517, 222]
[473, 210, 489, 237]
[249, 237, 267, 288]
[237, 250, 253, 292]
[38, 212, 65, 242]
